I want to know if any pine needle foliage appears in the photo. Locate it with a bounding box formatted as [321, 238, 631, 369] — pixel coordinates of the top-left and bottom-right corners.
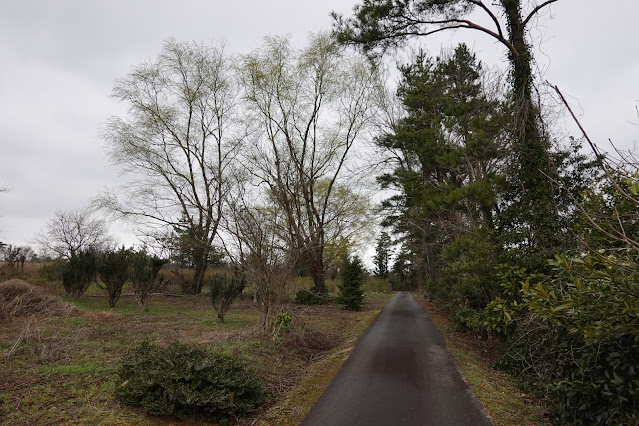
[129, 250, 167, 310]
[338, 256, 365, 311]
[97, 248, 130, 307]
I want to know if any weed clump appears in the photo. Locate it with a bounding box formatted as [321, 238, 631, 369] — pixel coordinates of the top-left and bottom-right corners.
[282, 326, 335, 361]
[114, 340, 265, 422]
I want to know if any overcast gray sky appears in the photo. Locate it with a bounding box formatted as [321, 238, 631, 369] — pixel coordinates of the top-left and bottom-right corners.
[1, 1, 638, 251]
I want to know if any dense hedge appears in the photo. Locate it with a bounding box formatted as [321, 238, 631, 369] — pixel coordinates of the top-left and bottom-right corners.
[487, 253, 639, 425]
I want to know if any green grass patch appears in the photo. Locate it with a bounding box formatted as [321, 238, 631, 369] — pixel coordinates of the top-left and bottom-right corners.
[31, 361, 105, 376]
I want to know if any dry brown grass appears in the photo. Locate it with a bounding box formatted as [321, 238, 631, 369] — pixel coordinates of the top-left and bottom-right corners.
[0, 279, 78, 320]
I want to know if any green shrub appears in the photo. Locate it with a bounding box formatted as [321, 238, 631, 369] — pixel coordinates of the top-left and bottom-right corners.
[209, 273, 245, 322]
[97, 248, 130, 307]
[62, 250, 98, 298]
[441, 234, 499, 309]
[114, 340, 265, 422]
[38, 260, 64, 283]
[294, 287, 322, 305]
[363, 276, 391, 293]
[450, 305, 486, 336]
[272, 310, 292, 344]
[483, 264, 529, 335]
[338, 256, 364, 311]
[497, 253, 639, 425]
[389, 249, 416, 290]
[129, 250, 167, 310]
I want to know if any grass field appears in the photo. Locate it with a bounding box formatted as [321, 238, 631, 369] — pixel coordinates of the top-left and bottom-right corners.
[0, 264, 391, 425]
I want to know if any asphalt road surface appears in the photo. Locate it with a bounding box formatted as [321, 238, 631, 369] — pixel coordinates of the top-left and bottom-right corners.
[301, 292, 492, 426]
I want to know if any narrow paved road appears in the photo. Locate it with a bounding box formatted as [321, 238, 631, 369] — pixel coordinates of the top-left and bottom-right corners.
[301, 292, 492, 425]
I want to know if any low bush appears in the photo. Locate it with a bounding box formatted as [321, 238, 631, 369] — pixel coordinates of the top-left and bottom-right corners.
[294, 287, 322, 305]
[450, 304, 486, 336]
[114, 340, 265, 422]
[363, 276, 391, 293]
[209, 273, 245, 322]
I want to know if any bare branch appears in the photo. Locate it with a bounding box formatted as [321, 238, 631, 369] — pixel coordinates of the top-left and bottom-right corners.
[468, 0, 505, 39]
[523, 0, 559, 28]
[100, 40, 244, 294]
[550, 82, 639, 205]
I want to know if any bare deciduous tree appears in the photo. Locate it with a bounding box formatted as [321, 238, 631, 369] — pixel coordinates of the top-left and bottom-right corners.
[224, 188, 295, 332]
[239, 33, 380, 296]
[34, 209, 112, 258]
[98, 39, 243, 294]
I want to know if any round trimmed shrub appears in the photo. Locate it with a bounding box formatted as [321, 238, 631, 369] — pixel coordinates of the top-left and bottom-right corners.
[114, 340, 265, 421]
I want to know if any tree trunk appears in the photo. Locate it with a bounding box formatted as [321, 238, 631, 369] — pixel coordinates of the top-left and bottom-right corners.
[503, 0, 560, 266]
[307, 248, 327, 297]
[187, 245, 209, 295]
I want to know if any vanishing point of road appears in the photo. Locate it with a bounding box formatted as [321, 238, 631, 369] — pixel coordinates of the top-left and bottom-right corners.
[301, 292, 492, 425]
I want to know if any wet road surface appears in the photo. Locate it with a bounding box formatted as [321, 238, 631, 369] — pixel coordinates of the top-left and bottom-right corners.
[301, 292, 492, 425]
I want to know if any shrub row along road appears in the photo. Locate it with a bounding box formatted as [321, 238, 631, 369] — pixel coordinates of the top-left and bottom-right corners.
[302, 292, 492, 425]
